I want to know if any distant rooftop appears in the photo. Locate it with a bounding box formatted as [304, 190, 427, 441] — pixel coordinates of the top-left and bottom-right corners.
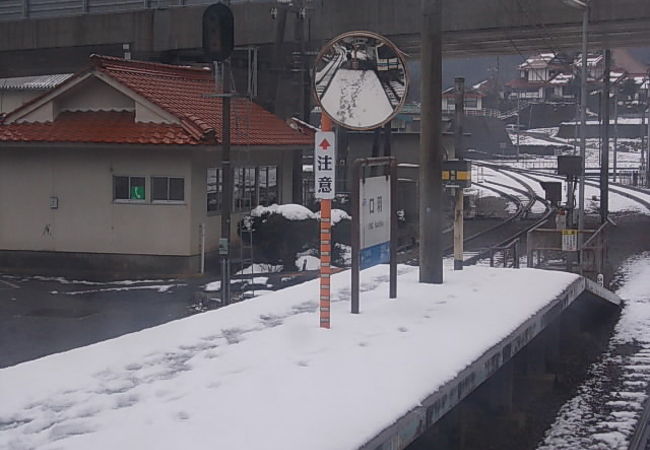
[0, 74, 73, 90]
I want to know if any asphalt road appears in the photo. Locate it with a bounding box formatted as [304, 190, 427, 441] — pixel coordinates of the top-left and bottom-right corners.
[0, 275, 207, 368]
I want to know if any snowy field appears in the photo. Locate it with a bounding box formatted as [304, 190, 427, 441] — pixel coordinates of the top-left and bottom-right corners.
[0, 265, 581, 450]
[506, 127, 643, 171]
[476, 163, 650, 216]
[477, 166, 548, 214]
[537, 253, 650, 450]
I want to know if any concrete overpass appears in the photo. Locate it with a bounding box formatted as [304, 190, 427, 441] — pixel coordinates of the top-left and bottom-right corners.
[1, 0, 649, 115]
[2, 0, 649, 61]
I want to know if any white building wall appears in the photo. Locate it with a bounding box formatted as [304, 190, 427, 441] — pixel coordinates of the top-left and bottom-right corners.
[0, 146, 193, 256]
[0, 90, 42, 114]
[57, 77, 134, 113]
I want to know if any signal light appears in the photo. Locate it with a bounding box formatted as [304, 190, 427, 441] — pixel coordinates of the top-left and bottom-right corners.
[202, 3, 234, 62]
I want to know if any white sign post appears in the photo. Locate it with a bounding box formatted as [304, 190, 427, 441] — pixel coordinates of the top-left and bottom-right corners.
[562, 229, 578, 252]
[314, 131, 336, 200]
[360, 176, 391, 269]
[351, 157, 397, 314]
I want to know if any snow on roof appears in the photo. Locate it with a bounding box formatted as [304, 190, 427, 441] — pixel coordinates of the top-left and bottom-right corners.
[574, 53, 604, 67]
[518, 53, 558, 70]
[473, 79, 488, 90]
[562, 117, 645, 125]
[0, 265, 583, 450]
[610, 70, 626, 83]
[0, 73, 73, 90]
[549, 73, 574, 85]
[441, 86, 484, 97]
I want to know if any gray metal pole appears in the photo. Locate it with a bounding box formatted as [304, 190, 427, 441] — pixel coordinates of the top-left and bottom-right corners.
[454, 77, 465, 160]
[613, 90, 618, 182]
[647, 104, 650, 187]
[516, 93, 521, 159]
[453, 77, 465, 271]
[577, 5, 588, 267]
[647, 71, 650, 187]
[419, 0, 443, 284]
[600, 49, 610, 223]
[219, 60, 233, 305]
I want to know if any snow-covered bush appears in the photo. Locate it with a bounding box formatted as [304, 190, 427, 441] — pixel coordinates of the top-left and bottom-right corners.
[240, 204, 317, 271]
[240, 204, 353, 270]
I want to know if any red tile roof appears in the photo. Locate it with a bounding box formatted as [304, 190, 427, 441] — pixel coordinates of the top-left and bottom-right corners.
[0, 111, 198, 145]
[0, 55, 314, 147]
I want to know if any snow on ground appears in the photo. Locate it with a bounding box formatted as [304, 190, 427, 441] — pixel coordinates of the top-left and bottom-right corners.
[537, 253, 650, 450]
[321, 69, 393, 128]
[55, 284, 182, 296]
[478, 163, 650, 216]
[26, 276, 170, 286]
[0, 265, 579, 450]
[512, 171, 650, 216]
[480, 167, 547, 214]
[472, 183, 519, 214]
[466, 185, 518, 214]
[235, 263, 283, 276]
[508, 132, 568, 147]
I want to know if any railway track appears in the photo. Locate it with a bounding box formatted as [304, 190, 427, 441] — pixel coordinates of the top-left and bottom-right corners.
[482, 163, 650, 212]
[481, 163, 650, 450]
[401, 166, 553, 267]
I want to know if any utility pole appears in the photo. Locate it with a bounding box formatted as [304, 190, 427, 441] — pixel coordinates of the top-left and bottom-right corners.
[600, 49, 610, 224]
[516, 92, 521, 159]
[219, 61, 233, 305]
[293, 0, 308, 204]
[419, 0, 443, 284]
[577, 3, 588, 268]
[453, 77, 465, 271]
[642, 96, 647, 186]
[645, 70, 650, 187]
[613, 89, 618, 182]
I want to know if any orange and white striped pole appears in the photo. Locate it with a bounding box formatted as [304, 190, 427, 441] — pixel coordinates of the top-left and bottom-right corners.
[319, 115, 333, 329]
[320, 197, 332, 329]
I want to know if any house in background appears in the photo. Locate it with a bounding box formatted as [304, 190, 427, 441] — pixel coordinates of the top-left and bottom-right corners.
[441, 87, 486, 114]
[0, 74, 72, 115]
[505, 53, 572, 101]
[0, 55, 312, 278]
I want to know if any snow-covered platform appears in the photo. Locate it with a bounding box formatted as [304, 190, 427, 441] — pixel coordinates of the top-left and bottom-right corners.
[0, 266, 620, 450]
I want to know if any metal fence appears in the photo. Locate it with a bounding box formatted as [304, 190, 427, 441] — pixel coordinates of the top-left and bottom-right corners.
[527, 220, 610, 283]
[0, 0, 229, 20]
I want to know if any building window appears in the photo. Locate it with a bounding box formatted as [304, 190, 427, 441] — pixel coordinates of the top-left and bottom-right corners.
[114, 176, 145, 201]
[234, 167, 257, 210]
[207, 168, 223, 212]
[464, 97, 478, 109]
[258, 166, 278, 206]
[207, 165, 279, 212]
[152, 177, 185, 202]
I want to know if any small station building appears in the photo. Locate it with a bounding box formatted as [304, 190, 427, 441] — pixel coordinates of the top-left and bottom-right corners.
[0, 55, 312, 277]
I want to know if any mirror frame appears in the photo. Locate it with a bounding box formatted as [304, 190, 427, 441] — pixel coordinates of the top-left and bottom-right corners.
[312, 30, 409, 131]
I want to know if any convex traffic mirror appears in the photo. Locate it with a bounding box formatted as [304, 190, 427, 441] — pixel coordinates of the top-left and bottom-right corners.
[313, 31, 408, 130]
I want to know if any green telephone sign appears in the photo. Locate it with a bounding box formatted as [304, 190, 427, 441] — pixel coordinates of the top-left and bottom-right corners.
[131, 185, 145, 200]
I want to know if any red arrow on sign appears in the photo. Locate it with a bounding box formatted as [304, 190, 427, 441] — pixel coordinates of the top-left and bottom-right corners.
[319, 138, 331, 150]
